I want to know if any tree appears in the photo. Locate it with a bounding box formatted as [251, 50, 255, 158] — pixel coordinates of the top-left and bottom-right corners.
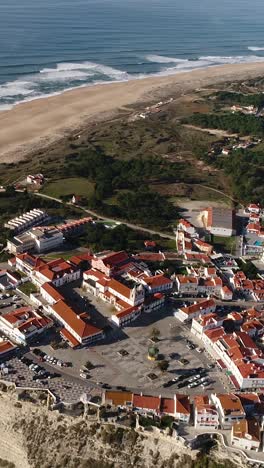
[157, 360, 169, 372]
[85, 361, 94, 370]
[150, 327, 161, 340]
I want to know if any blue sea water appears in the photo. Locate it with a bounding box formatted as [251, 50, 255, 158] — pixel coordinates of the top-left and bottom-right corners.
[0, 0, 264, 109]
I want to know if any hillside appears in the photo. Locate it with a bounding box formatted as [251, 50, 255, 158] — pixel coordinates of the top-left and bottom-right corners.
[0, 386, 246, 468]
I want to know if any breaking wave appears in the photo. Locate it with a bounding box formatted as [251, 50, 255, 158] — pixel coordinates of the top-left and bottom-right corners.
[1, 53, 264, 110]
[0, 61, 130, 107]
[248, 46, 264, 51]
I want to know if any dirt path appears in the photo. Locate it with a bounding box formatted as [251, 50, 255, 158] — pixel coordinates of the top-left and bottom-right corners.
[33, 192, 176, 240]
[182, 124, 238, 138]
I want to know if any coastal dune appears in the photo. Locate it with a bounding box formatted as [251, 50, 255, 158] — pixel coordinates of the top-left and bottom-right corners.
[1, 61, 264, 163]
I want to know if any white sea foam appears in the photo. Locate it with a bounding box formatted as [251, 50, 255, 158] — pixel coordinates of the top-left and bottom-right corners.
[1, 55, 264, 111]
[40, 61, 130, 80]
[38, 69, 90, 82]
[248, 46, 264, 51]
[145, 54, 188, 64]
[0, 80, 35, 98]
[145, 54, 264, 76]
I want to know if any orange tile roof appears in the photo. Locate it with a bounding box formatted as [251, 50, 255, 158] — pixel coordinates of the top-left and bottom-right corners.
[52, 300, 102, 341]
[160, 398, 175, 414]
[133, 394, 160, 411]
[41, 282, 64, 302]
[232, 418, 260, 442]
[217, 393, 244, 416]
[205, 327, 225, 342]
[105, 391, 133, 406]
[60, 328, 80, 348]
[108, 278, 131, 300]
[176, 394, 190, 415]
[180, 298, 216, 316]
[0, 340, 15, 354]
[115, 305, 140, 319]
[143, 274, 172, 287]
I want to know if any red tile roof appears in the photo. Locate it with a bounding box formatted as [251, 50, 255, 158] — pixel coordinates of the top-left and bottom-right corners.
[133, 394, 161, 411]
[160, 398, 175, 414]
[52, 300, 102, 341]
[0, 340, 15, 354]
[60, 328, 80, 348]
[41, 282, 64, 302]
[143, 274, 172, 288]
[176, 394, 190, 415]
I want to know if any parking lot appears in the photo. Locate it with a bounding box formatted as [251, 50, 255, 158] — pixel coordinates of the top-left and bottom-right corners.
[1, 355, 102, 405]
[0, 280, 233, 400]
[23, 303, 232, 398]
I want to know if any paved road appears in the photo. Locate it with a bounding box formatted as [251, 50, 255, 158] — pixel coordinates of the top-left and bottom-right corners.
[33, 192, 176, 240]
[170, 296, 264, 308]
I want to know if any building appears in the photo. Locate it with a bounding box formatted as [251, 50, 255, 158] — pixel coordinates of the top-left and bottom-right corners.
[4, 209, 49, 234]
[231, 418, 261, 452]
[191, 313, 224, 339]
[201, 207, 235, 237]
[26, 174, 45, 185]
[0, 307, 52, 345]
[0, 339, 16, 357]
[111, 305, 142, 327]
[140, 274, 173, 294]
[103, 391, 133, 408]
[177, 219, 196, 236]
[193, 395, 219, 429]
[221, 285, 233, 301]
[211, 393, 245, 429]
[40, 282, 64, 305]
[194, 239, 213, 255]
[143, 293, 165, 313]
[175, 394, 191, 423]
[34, 258, 80, 287]
[175, 275, 198, 295]
[132, 394, 161, 416]
[51, 300, 104, 347]
[247, 204, 261, 215]
[174, 298, 216, 322]
[12, 252, 46, 275]
[91, 251, 130, 277]
[7, 227, 64, 254]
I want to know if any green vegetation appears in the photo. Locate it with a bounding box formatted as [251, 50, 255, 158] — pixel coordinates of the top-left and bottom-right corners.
[157, 360, 169, 372]
[0, 459, 15, 468]
[214, 91, 264, 108]
[215, 149, 264, 205]
[150, 327, 161, 340]
[42, 177, 95, 200]
[236, 259, 259, 279]
[18, 281, 38, 296]
[0, 189, 81, 229]
[211, 235, 236, 254]
[76, 222, 154, 252]
[63, 150, 179, 227]
[184, 112, 264, 136]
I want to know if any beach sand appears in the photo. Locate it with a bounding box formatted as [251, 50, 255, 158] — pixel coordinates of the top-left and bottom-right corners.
[0, 61, 264, 164]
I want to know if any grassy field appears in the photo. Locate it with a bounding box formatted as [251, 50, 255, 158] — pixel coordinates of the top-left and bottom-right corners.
[42, 177, 95, 199]
[19, 281, 38, 296]
[211, 235, 236, 254]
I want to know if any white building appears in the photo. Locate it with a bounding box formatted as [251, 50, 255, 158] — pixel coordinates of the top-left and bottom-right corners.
[202, 207, 235, 237]
[4, 209, 49, 234]
[193, 396, 219, 429]
[7, 227, 64, 254]
[210, 393, 245, 429]
[231, 419, 261, 452]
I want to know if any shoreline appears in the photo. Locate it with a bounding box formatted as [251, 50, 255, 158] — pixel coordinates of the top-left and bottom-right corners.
[1, 61, 264, 164]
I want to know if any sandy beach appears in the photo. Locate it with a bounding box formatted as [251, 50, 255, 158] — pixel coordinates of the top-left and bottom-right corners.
[0, 61, 264, 164]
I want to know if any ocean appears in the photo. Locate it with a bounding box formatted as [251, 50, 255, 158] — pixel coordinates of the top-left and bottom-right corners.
[0, 0, 264, 110]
